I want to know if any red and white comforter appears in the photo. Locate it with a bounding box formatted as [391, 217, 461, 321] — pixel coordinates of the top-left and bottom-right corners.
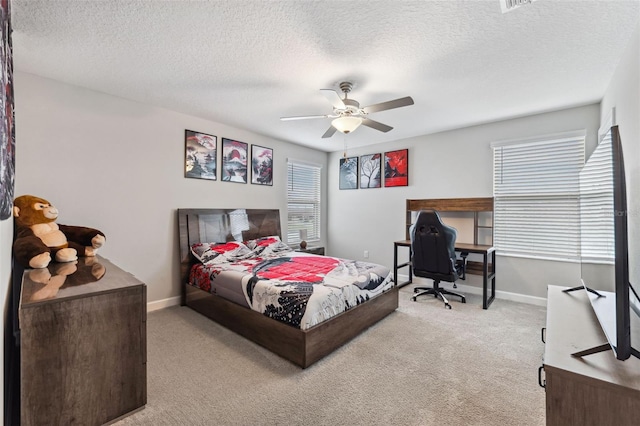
[189, 252, 394, 330]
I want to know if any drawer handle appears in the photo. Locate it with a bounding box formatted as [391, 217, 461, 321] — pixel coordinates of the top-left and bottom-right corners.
[541, 327, 546, 343]
[538, 365, 546, 388]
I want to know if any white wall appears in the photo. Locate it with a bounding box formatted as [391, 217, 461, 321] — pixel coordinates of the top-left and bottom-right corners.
[327, 104, 601, 300]
[10, 72, 328, 305]
[601, 22, 640, 292]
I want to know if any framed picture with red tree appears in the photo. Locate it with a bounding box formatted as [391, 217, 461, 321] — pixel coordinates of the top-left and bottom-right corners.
[221, 138, 248, 183]
[0, 0, 15, 220]
[384, 149, 408, 187]
[251, 144, 273, 186]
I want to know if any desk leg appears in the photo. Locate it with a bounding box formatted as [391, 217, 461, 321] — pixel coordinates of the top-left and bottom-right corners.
[483, 251, 496, 309]
[393, 243, 413, 288]
[491, 251, 496, 303]
[483, 252, 488, 309]
[393, 244, 398, 286]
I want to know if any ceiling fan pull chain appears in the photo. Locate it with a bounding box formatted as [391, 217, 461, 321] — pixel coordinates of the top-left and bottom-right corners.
[343, 135, 348, 158]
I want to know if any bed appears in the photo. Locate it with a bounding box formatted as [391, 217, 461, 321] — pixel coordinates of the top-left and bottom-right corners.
[178, 208, 398, 368]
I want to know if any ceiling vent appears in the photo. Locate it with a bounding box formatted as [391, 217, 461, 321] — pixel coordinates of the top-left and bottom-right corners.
[500, 0, 537, 14]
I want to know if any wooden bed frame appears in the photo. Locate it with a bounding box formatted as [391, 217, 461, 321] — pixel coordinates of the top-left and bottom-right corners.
[178, 208, 398, 368]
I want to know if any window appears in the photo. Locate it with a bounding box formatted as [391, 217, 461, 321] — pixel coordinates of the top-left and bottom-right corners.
[287, 159, 321, 244]
[492, 131, 585, 261]
[579, 129, 614, 264]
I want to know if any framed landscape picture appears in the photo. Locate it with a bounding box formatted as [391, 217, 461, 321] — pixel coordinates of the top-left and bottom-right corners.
[0, 0, 14, 220]
[360, 153, 381, 188]
[384, 148, 409, 187]
[251, 145, 273, 186]
[184, 130, 217, 180]
[221, 138, 248, 183]
[339, 156, 358, 190]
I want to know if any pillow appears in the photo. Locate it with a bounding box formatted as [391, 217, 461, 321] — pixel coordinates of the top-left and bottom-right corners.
[190, 241, 253, 264]
[245, 236, 293, 257]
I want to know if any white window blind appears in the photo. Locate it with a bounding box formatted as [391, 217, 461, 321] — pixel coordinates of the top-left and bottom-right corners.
[287, 160, 321, 243]
[492, 132, 585, 260]
[579, 130, 614, 264]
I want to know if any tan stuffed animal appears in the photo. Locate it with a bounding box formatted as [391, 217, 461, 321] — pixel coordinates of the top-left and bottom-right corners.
[13, 195, 106, 269]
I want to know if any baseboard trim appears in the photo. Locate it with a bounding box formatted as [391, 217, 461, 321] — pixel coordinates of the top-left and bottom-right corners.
[398, 274, 547, 307]
[147, 295, 182, 312]
[457, 283, 547, 306]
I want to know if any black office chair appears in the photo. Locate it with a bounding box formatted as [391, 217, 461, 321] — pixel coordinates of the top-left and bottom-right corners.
[410, 210, 468, 309]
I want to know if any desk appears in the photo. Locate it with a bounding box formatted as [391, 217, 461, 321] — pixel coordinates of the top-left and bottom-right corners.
[393, 240, 496, 309]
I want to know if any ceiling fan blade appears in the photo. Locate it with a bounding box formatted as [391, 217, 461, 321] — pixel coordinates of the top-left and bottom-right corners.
[280, 114, 330, 121]
[320, 89, 346, 110]
[363, 96, 414, 114]
[321, 126, 338, 138]
[362, 118, 393, 133]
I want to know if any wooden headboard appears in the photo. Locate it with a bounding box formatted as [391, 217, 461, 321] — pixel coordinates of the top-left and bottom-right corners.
[177, 208, 282, 289]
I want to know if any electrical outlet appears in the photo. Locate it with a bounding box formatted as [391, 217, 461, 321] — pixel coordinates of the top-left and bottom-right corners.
[364, 250, 369, 258]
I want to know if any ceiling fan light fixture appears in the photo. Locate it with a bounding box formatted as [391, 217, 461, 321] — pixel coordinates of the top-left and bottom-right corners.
[332, 116, 362, 134]
[282, 81, 414, 138]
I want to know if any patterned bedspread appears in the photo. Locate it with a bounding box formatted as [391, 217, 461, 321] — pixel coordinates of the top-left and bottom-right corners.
[189, 252, 394, 330]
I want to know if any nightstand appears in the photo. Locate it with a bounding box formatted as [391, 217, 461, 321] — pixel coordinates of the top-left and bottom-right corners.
[295, 246, 325, 256]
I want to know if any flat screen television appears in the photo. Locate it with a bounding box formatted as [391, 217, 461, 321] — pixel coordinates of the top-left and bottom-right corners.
[573, 125, 639, 360]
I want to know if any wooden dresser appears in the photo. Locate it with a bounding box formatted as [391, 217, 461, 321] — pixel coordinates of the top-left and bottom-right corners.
[542, 285, 640, 425]
[19, 256, 147, 426]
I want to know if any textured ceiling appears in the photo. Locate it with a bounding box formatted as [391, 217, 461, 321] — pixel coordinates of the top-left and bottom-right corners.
[10, 0, 640, 152]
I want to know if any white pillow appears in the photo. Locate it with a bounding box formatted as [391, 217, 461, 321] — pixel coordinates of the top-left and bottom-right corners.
[190, 241, 254, 264]
[245, 236, 293, 257]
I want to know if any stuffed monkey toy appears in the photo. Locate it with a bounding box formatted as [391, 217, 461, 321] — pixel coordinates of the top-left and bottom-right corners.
[13, 195, 106, 269]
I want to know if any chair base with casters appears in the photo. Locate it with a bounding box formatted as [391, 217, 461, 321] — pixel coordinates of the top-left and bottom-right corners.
[412, 279, 466, 309]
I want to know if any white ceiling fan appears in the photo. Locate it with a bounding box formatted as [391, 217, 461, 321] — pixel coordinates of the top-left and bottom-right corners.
[280, 82, 414, 138]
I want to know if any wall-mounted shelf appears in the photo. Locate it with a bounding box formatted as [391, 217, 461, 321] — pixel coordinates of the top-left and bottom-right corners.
[405, 197, 494, 246]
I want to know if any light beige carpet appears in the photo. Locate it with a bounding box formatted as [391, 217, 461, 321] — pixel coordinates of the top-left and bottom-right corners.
[116, 284, 546, 426]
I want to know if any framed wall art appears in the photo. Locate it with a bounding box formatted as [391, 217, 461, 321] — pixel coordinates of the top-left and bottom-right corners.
[185, 130, 217, 180]
[0, 0, 14, 220]
[221, 138, 248, 183]
[360, 153, 381, 189]
[339, 156, 358, 190]
[384, 148, 409, 187]
[251, 145, 273, 186]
